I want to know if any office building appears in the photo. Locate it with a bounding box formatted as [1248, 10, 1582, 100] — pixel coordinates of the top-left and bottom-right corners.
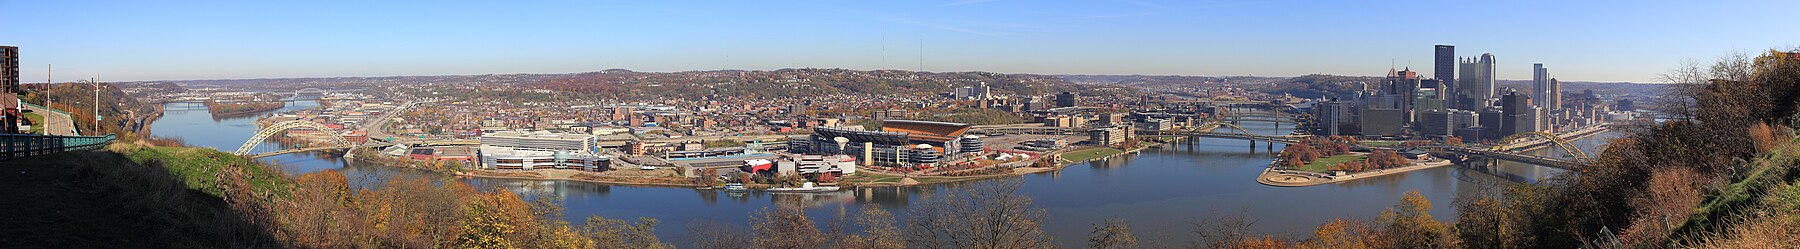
[1500, 90, 1533, 136]
[1415, 80, 1447, 111]
[610, 107, 631, 121]
[1478, 107, 1505, 140]
[1044, 116, 1081, 128]
[1099, 113, 1126, 126]
[1451, 110, 1479, 129]
[767, 154, 858, 177]
[1417, 109, 1454, 138]
[1548, 78, 1562, 110]
[1359, 93, 1407, 137]
[1316, 100, 1351, 136]
[1457, 53, 1497, 107]
[1524, 106, 1545, 134]
[1022, 96, 1045, 112]
[1434, 45, 1455, 95]
[953, 82, 991, 99]
[479, 130, 608, 170]
[1360, 108, 1407, 137]
[1137, 118, 1173, 131]
[1090, 126, 1131, 147]
[1533, 63, 1550, 107]
[1056, 91, 1078, 108]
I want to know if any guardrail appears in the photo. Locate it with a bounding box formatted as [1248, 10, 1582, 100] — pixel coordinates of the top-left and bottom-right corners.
[18, 102, 73, 116]
[1, 134, 116, 161]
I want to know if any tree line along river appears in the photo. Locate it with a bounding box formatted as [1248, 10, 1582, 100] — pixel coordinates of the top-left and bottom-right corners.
[150, 101, 1614, 247]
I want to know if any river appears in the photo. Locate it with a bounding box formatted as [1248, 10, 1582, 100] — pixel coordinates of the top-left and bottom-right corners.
[150, 101, 1615, 247]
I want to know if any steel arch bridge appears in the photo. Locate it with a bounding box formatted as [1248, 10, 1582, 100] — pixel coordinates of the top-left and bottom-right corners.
[290, 88, 331, 99]
[234, 120, 353, 156]
[1491, 131, 1590, 164]
[1194, 121, 1254, 135]
[1138, 121, 1306, 144]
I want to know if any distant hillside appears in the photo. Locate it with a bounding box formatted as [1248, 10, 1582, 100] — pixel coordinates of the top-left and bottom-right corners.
[524, 69, 1104, 100]
[1261, 74, 1381, 99]
[1059, 75, 1287, 87]
[122, 69, 1114, 100]
[1495, 80, 1673, 108]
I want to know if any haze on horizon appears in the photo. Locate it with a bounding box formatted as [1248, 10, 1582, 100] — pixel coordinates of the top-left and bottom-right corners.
[2, 0, 1796, 83]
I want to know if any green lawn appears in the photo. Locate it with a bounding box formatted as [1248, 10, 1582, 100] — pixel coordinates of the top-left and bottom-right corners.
[22, 112, 43, 134]
[1299, 154, 1366, 173]
[1061, 147, 1125, 162]
[1358, 140, 1402, 147]
[853, 174, 903, 183]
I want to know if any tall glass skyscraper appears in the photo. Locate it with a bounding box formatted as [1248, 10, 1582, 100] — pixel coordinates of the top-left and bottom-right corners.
[1533, 63, 1550, 108]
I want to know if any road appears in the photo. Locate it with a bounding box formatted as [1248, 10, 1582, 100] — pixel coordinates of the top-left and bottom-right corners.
[21, 103, 76, 136]
[361, 100, 417, 144]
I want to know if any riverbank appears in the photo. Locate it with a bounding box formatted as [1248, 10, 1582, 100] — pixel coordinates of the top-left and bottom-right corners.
[1258, 125, 1613, 187]
[1258, 158, 1455, 187]
[458, 168, 703, 188]
[844, 141, 1170, 187]
[1061, 142, 1162, 164]
[207, 101, 285, 117]
[840, 164, 1062, 187]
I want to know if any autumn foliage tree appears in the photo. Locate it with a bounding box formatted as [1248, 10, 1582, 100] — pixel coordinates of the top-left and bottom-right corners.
[272, 169, 661, 248]
[1299, 219, 1389, 249]
[1378, 191, 1456, 248]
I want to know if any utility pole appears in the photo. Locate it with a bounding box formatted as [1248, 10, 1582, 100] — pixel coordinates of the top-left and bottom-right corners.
[94, 74, 101, 126]
[45, 64, 51, 134]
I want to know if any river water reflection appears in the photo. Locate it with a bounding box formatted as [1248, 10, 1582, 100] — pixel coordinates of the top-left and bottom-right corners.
[151, 102, 1615, 247]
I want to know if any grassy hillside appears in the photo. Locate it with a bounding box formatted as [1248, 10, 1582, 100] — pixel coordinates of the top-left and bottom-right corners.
[1, 144, 670, 248]
[0, 144, 283, 248]
[112, 144, 292, 198]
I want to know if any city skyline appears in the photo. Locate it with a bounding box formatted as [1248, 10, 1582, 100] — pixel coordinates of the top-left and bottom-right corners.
[3, 0, 1797, 82]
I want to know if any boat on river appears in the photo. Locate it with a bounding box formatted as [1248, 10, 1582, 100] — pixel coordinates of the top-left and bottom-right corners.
[766, 182, 840, 193]
[722, 183, 748, 192]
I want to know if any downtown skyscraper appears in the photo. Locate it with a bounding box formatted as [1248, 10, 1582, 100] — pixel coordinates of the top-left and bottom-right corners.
[1533, 63, 1551, 108]
[1434, 45, 1455, 100]
[1457, 53, 1497, 108]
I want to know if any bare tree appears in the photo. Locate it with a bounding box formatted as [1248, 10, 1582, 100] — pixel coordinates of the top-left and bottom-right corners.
[583, 216, 671, 249]
[1088, 218, 1138, 249]
[904, 178, 1054, 249]
[685, 219, 753, 249]
[841, 207, 905, 249]
[751, 207, 826, 249]
[1189, 211, 1258, 249]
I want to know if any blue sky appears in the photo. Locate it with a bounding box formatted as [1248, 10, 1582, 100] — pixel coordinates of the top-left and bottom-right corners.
[2, 0, 1796, 82]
